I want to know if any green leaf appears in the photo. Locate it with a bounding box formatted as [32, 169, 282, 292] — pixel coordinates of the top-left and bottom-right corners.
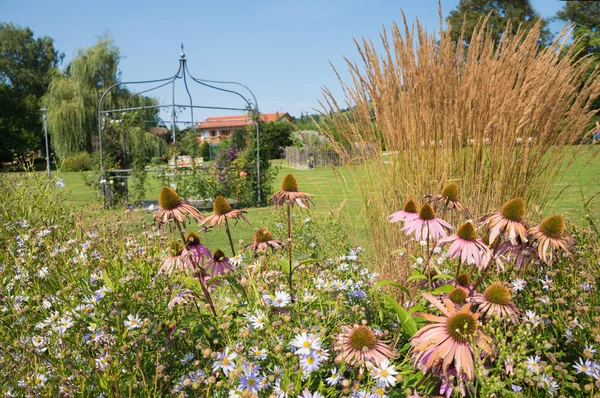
[381, 293, 418, 337]
[370, 280, 411, 298]
[432, 284, 455, 294]
[406, 273, 428, 283]
[432, 273, 453, 281]
[103, 274, 114, 292]
[279, 259, 291, 275]
[181, 276, 203, 294]
[297, 258, 323, 266]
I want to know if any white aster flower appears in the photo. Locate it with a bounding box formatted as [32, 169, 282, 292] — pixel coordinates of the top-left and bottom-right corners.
[124, 313, 141, 330]
[213, 348, 237, 376]
[371, 359, 398, 387]
[290, 332, 322, 356]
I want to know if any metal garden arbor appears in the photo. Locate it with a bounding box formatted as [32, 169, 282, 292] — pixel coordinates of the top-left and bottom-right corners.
[97, 45, 261, 205]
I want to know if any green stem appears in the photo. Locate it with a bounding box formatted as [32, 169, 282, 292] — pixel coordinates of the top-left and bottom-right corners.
[287, 202, 294, 294]
[224, 217, 236, 257]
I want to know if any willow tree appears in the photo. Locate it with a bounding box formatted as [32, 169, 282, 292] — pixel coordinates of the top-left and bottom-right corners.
[43, 36, 121, 160]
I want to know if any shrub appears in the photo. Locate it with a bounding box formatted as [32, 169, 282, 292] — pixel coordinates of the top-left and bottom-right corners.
[60, 152, 93, 171]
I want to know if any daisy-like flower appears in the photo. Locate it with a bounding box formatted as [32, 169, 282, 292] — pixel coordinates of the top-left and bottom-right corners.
[246, 310, 267, 330]
[538, 374, 559, 396]
[160, 241, 193, 275]
[270, 290, 292, 307]
[574, 357, 596, 376]
[213, 348, 237, 376]
[436, 222, 493, 269]
[154, 186, 204, 225]
[298, 389, 324, 398]
[291, 332, 322, 356]
[271, 174, 313, 208]
[182, 232, 211, 267]
[300, 351, 322, 373]
[371, 358, 398, 387]
[410, 293, 492, 382]
[528, 214, 570, 264]
[202, 195, 250, 228]
[334, 325, 397, 367]
[239, 368, 264, 394]
[424, 182, 471, 218]
[54, 315, 74, 334]
[389, 199, 419, 224]
[471, 282, 520, 324]
[480, 197, 528, 244]
[246, 227, 284, 253]
[251, 346, 268, 360]
[526, 355, 541, 373]
[511, 278, 526, 291]
[402, 203, 452, 241]
[168, 288, 197, 310]
[326, 368, 342, 386]
[124, 313, 141, 330]
[523, 310, 540, 326]
[205, 249, 233, 278]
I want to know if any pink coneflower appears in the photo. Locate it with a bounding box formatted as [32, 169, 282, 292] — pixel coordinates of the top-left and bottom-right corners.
[424, 182, 471, 219]
[471, 282, 520, 324]
[202, 196, 250, 228]
[205, 249, 233, 278]
[480, 197, 528, 245]
[334, 324, 397, 367]
[389, 199, 419, 224]
[154, 187, 204, 225]
[436, 222, 493, 270]
[270, 174, 313, 209]
[246, 227, 284, 253]
[528, 214, 570, 265]
[402, 203, 452, 241]
[411, 293, 492, 383]
[182, 232, 211, 267]
[160, 241, 193, 275]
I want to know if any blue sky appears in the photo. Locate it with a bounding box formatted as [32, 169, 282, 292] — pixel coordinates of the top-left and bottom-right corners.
[2, 0, 567, 125]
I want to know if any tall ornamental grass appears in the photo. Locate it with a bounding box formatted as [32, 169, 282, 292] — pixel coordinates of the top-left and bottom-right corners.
[319, 14, 600, 284]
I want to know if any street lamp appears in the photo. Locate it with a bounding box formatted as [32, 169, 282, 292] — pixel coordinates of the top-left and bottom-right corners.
[40, 108, 51, 177]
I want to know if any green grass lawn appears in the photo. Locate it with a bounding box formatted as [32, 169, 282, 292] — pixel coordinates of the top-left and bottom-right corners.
[3, 146, 598, 251]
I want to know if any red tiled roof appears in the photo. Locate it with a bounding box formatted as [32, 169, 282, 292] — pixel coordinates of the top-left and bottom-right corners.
[196, 112, 290, 129]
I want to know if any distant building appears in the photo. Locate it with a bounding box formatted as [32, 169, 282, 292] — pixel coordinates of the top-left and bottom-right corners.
[195, 112, 292, 144]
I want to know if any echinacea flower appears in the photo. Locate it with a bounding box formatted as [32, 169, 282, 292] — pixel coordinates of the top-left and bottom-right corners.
[271, 174, 313, 208]
[436, 222, 493, 269]
[182, 231, 211, 267]
[246, 227, 284, 253]
[389, 199, 419, 224]
[160, 241, 193, 275]
[154, 186, 204, 225]
[402, 203, 452, 241]
[202, 196, 250, 228]
[424, 182, 471, 218]
[528, 214, 570, 264]
[471, 282, 520, 324]
[334, 325, 397, 367]
[205, 249, 233, 278]
[480, 197, 528, 245]
[411, 293, 492, 382]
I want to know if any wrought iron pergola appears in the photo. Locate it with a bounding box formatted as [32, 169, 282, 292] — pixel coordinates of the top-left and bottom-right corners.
[97, 45, 261, 203]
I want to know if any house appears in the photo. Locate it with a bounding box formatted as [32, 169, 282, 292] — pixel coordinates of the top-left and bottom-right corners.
[195, 112, 292, 144]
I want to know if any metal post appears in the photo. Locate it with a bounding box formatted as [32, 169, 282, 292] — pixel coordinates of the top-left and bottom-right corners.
[40, 108, 51, 177]
[255, 110, 261, 203]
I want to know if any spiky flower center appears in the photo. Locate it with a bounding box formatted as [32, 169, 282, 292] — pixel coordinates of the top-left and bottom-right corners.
[456, 273, 470, 287]
[212, 249, 226, 262]
[446, 312, 477, 344]
[169, 241, 184, 256]
[253, 227, 273, 243]
[442, 183, 459, 202]
[213, 196, 232, 216]
[483, 283, 511, 305]
[419, 203, 436, 221]
[159, 187, 181, 210]
[448, 288, 468, 304]
[186, 232, 200, 246]
[500, 197, 526, 222]
[403, 199, 417, 213]
[456, 222, 477, 241]
[348, 325, 377, 351]
[281, 174, 299, 192]
[539, 214, 565, 240]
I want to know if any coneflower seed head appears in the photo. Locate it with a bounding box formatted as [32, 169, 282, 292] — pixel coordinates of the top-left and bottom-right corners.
[186, 232, 200, 246]
[446, 312, 477, 344]
[253, 227, 273, 243]
[418, 203, 436, 221]
[456, 273, 470, 287]
[441, 183, 459, 202]
[539, 214, 565, 239]
[213, 196, 232, 216]
[448, 288, 468, 304]
[212, 248, 226, 262]
[483, 283, 511, 305]
[403, 199, 417, 213]
[159, 187, 181, 210]
[456, 222, 477, 241]
[348, 325, 377, 351]
[281, 174, 299, 192]
[500, 197, 526, 222]
[169, 241, 184, 256]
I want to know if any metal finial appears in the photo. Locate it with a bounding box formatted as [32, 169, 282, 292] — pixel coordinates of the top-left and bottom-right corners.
[180, 43, 185, 59]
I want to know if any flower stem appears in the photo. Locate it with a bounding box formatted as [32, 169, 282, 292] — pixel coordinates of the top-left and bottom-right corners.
[224, 217, 236, 257]
[287, 202, 294, 294]
[174, 219, 186, 245]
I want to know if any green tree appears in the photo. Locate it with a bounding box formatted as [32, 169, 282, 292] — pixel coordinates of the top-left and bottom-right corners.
[0, 23, 63, 160]
[260, 120, 293, 159]
[447, 0, 551, 45]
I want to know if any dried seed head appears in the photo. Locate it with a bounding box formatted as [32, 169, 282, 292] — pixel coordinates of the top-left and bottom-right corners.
[456, 273, 470, 287]
[281, 174, 299, 192]
[159, 187, 181, 210]
[448, 288, 468, 304]
[213, 196, 232, 216]
[403, 199, 418, 213]
[539, 214, 565, 239]
[483, 282, 512, 305]
[348, 325, 377, 351]
[456, 222, 477, 241]
[212, 249, 226, 262]
[186, 232, 201, 246]
[446, 312, 477, 344]
[442, 183, 459, 202]
[500, 197, 526, 222]
[253, 227, 273, 243]
[419, 203, 436, 221]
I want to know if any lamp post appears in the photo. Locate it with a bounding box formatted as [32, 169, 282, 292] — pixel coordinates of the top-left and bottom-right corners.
[40, 108, 51, 177]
